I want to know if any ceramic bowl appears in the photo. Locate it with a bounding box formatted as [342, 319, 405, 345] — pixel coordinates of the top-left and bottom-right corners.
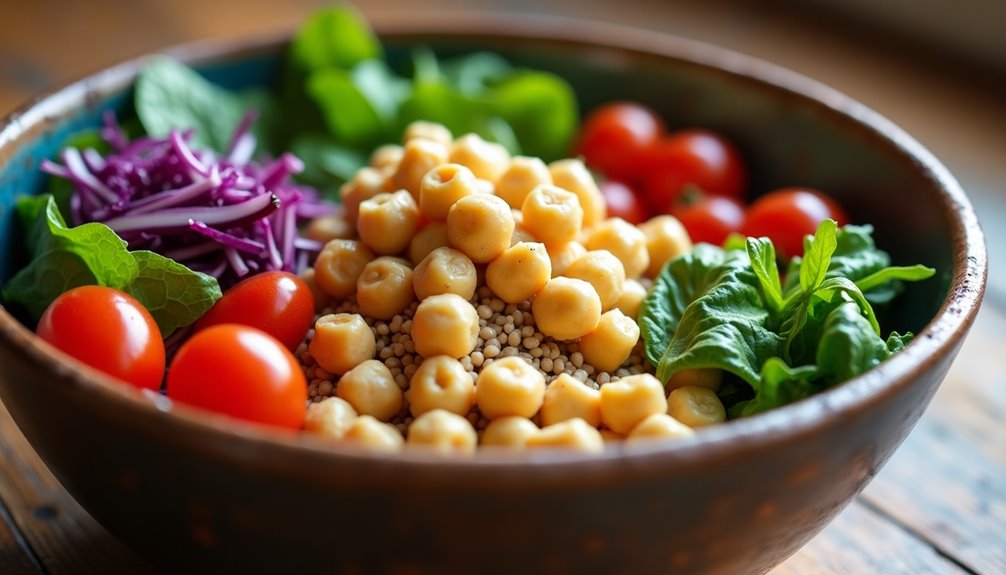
[0, 14, 986, 575]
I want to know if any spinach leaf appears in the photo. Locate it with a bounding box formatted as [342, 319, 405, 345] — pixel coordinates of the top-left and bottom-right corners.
[815, 301, 892, 385]
[2, 196, 220, 336]
[290, 134, 367, 191]
[732, 358, 820, 417]
[489, 71, 577, 161]
[287, 4, 380, 74]
[747, 236, 783, 312]
[307, 67, 387, 148]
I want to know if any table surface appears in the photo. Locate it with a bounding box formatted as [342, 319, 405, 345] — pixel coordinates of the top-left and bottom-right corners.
[1, 1, 1004, 573]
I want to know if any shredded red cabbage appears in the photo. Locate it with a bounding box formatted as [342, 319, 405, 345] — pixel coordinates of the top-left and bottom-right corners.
[41, 111, 336, 288]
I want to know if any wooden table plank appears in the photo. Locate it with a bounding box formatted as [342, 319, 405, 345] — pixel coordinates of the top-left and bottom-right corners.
[0, 499, 41, 574]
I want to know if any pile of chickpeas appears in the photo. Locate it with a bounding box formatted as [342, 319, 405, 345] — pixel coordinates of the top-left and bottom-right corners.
[295, 121, 728, 455]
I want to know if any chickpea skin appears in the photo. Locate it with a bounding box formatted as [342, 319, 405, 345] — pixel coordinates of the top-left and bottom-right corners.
[357, 190, 421, 255]
[548, 241, 587, 278]
[639, 215, 693, 278]
[413, 247, 478, 301]
[313, 239, 374, 300]
[667, 368, 723, 392]
[369, 144, 404, 171]
[391, 137, 449, 198]
[336, 359, 403, 422]
[412, 293, 480, 358]
[667, 386, 727, 428]
[584, 218, 650, 279]
[475, 356, 546, 420]
[404, 121, 453, 147]
[407, 409, 477, 455]
[449, 133, 511, 182]
[340, 167, 389, 227]
[303, 397, 358, 439]
[520, 184, 583, 247]
[626, 413, 695, 443]
[563, 250, 626, 311]
[447, 194, 515, 263]
[342, 415, 405, 453]
[614, 279, 647, 319]
[406, 356, 476, 417]
[525, 418, 604, 453]
[486, 242, 552, 303]
[304, 213, 353, 244]
[599, 373, 668, 434]
[356, 257, 415, 320]
[481, 416, 539, 448]
[409, 222, 450, 266]
[549, 158, 606, 228]
[532, 277, 602, 341]
[496, 156, 552, 209]
[578, 309, 640, 374]
[540, 373, 602, 427]
[309, 313, 376, 375]
[419, 163, 477, 221]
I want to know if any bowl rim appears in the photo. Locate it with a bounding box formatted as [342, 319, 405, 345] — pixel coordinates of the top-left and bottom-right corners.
[0, 12, 987, 476]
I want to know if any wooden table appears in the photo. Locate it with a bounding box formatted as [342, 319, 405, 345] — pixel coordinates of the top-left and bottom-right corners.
[1, 1, 1003, 573]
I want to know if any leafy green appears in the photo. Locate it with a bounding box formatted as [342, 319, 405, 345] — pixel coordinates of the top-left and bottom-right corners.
[1, 196, 221, 336]
[287, 4, 381, 74]
[489, 70, 578, 161]
[640, 220, 935, 417]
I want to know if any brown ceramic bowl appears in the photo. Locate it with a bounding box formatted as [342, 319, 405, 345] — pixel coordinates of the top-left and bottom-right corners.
[0, 14, 986, 575]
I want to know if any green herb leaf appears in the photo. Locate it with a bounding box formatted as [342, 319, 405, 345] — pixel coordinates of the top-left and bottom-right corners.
[287, 4, 380, 73]
[441, 52, 513, 95]
[125, 251, 221, 337]
[733, 357, 820, 417]
[856, 264, 935, 293]
[746, 236, 783, 312]
[799, 219, 837, 295]
[307, 67, 387, 148]
[290, 134, 367, 190]
[815, 301, 892, 384]
[489, 71, 578, 161]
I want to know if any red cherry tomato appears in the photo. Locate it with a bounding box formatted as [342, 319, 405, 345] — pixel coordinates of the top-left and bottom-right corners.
[575, 102, 665, 182]
[599, 179, 648, 225]
[194, 271, 314, 351]
[167, 324, 307, 429]
[642, 129, 747, 211]
[672, 194, 746, 246]
[741, 188, 850, 259]
[36, 285, 165, 390]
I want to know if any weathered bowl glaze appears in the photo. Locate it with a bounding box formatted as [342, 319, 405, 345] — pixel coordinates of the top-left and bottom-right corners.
[0, 15, 986, 575]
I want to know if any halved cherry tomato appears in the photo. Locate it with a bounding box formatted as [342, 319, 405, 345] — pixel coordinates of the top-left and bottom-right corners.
[575, 102, 665, 182]
[36, 285, 165, 390]
[167, 324, 307, 429]
[642, 129, 747, 212]
[194, 271, 314, 351]
[599, 179, 648, 225]
[741, 187, 850, 259]
[672, 194, 746, 246]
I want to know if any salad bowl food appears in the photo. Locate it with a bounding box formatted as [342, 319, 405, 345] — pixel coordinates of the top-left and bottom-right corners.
[0, 12, 986, 575]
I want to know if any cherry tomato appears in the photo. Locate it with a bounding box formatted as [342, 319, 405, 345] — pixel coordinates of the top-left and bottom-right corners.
[741, 187, 850, 259]
[36, 285, 165, 390]
[599, 179, 648, 224]
[575, 102, 665, 182]
[194, 271, 314, 351]
[167, 324, 307, 429]
[672, 194, 746, 246]
[642, 129, 747, 211]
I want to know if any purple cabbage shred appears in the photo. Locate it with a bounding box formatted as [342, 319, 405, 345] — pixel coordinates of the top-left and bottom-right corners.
[42, 111, 336, 289]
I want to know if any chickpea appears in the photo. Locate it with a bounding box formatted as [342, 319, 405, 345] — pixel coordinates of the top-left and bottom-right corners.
[369, 144, 404, 171]
[510, 224, 538, 246]
[548, 241, 586, 278]
[667, 368, 722, 392]
[520, 184, 583, 247]
[313, 239, 374, 300]
[407, 409, 477, 455]
[614, 279, 647, 319]
[600, 429, 625, 443]
[406, 356, 476, 417]
[419, 163, 478, 221]
[357, 190, 421, 255]
[356, 257, 415, 320]
[408, 222, 450, 266]
[584, 218, 650, 279]
[413, 246, 478, 301]
[475, 357, 546, 420]
[303, 397, 358, 439]
[449, 133, 511, 182]
[404, 121, 453, 147]
[626, 413, 694, 443]
[391, 137, 449, 198]
[578, 309, 640, 374]
[485, 242, 552, 303]
[549, 159, 605, 228]
[525, 418, 604, 453]
[297, 267, 330, 312]
[335, 359, 403, 421]
[639, 215, 693, 278]
[446, 194, 514, 263]
[340, 167, 389, 226]
[532, 277, 601, 341]
[667, 386, 726, 428]
[309, 313, 377, 375]
[562, 250, 626, 311]
[496, 156, 552, 208]
[342, 415, 405, 453]
[481, 416, 539, 448]
[540, 373, 601, 427]
[599, 373, 668, 434]
[304, 213, 353, 244]
[412, 294, 480, 358]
